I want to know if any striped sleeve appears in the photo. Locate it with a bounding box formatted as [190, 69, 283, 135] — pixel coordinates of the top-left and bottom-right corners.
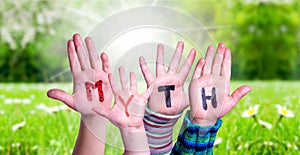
[143, 104, 182, 155]
[171, 110, 222, 155]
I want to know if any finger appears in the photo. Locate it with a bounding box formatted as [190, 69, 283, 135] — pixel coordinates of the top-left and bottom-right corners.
[67, 40, 81, 73]
[212, 42, 225, 75]
[101, 53, 112, 73]
[139, 56, 154, 85]
[85, 37, 101, 70]
[231, 85, 252, 106]
[92, 107, 110, 119]
[192, 58, 205, 79]
[221, 48, 231, 79]
[130, 72, 137, 91]
[168, 41, 184, 73]
[73, 33, 91, 70]
[119, 67, 128, 90]
[156, 43, 165, 76]
[178, 48, 196, 81]
[47, 89, 75, 110]
[202, 46, 214, 75]
[142, 83, 155, 99]
[108, 73, 120, 95]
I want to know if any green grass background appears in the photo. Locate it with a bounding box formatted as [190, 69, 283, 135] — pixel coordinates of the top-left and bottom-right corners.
[0, 81, 299, 155]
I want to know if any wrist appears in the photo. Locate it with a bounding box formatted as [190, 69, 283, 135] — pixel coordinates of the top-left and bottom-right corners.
[181, 111, 222, 136]
[119, 125, 145, 132]
[189, 110, 218, 126]
[191, 117, 217, 127]
[73, 120, 106, 155]
[80, 114, 107, 142]
[119, 126, 150, 153]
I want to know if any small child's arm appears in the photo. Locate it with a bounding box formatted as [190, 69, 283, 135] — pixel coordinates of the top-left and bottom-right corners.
[93, 67, 153, 154]
[47, 34, 113, 155]
[172, 42, 252, 154]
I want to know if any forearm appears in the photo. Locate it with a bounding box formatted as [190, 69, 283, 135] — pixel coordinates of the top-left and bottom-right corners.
[171, 111, 222, 155]
[72, 118, 107, 155]
[143, 104, 182, 155]
[120, 126, 150, 155]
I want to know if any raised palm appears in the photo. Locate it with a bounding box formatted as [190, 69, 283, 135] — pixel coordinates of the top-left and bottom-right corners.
[47, 34, 113, 115]
[189, 43, 252, 126]
[93, 67, 152, 129]
[139, 42, 196, 115]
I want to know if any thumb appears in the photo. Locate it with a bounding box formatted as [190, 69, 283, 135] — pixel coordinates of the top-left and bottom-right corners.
[47, 89, 76, 110]
[142, 83, 155, 99]
[231, 85, 252, 106]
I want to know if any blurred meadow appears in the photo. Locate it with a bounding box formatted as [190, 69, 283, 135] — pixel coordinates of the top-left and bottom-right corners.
[1, 0, 300, 154]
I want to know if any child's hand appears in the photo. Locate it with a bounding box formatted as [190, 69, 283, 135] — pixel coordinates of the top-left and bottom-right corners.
[189, 43, 252, 126]
[47, 34, 113, 115]
[93, 67, 152, 129]
[139, 42, 196, 115]
[47, 34, 111, 154]
[93, 67, 152, 153]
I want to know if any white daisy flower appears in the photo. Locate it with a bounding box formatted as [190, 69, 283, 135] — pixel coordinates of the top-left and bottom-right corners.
[4, 98, 13, 104]
[37, 104, 69, 114]
[238, 143, 250, 150]
[40, 107, 55, 114]
[36, 104, 47, 109]
[263, 141, 274, 146]
[242, 105, 259, 118]
[13, 98, 22, 104]
[49, 106, 61, 113]
[244, 143, 249, 148]
[0, 110, 4, 115]
[258, 119, 272, 130]
[276, 105, 294, 118]
[57, 105, 69, 111]
[214, 138, 222, 146]
[0, 145, 3, 150]
[11, 142, 20, 147]
[32, 145, 38, 150]
[22, 98, 31, 104]
[12, 121, 26, 131]
[237, 145, 242, 150]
